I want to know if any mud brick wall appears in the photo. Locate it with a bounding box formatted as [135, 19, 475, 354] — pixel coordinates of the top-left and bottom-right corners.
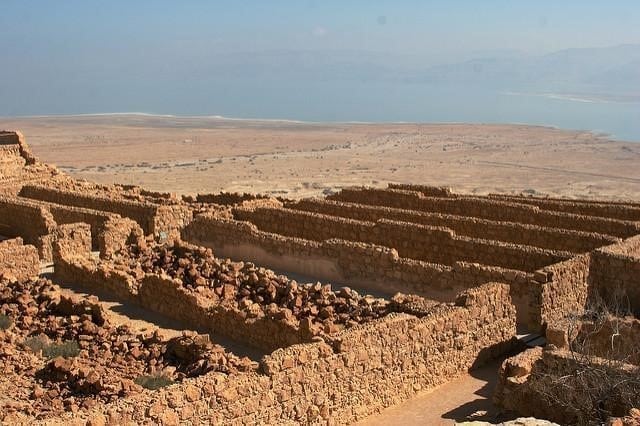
[182, 215, 550, 331]
[489, 193, 640, 221]
[0, 238, 40, 281]
[48, 283, 517, 425]
[233, 206, 571, 272]
[19, 185, 192, 239]
[494, 347, 640, 425]
[329, 187, 640, 237]
[0, 196, 57, 260]
[590, 235, 640, 316]
[289, 199, 619, 253]
[546, 315, 640, 365]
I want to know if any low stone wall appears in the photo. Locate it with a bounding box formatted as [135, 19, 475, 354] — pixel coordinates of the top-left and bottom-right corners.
[41, 199, 118, 249]
[97, 217, 146, 259]
[19, 185, 192, 239]
[182, 215, 553, 331]
[233, 206, 571, 273]
[387, 183, 453, 197]
[0, 238, 40, 281]
[546, 315, 640, 365]
[53, 223, 139, 301]
[494, 347, 640, 425]
[590, 235, 640, 316]
[138, 275, 310, 352]
[196, 192, 271, 205]
[329, 187, 640, 238]
[489, 193, 640, 221]
[0, 196, 57, 260]
[289, 198, 619, 253]
[536, 254, 591, 329]
[47, 283, 517, 425]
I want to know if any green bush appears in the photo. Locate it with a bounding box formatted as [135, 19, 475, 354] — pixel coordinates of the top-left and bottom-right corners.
[24, 335, 49, 353]
[43, 340, 81, 359]
[134, 374, 175, 390]
[0, 314, 12, 330]
[24, 336, 80, 359]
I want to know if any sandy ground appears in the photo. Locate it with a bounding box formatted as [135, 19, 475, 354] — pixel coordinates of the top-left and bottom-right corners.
[357, 360, 511, 425]
[1, 114, 639, 200]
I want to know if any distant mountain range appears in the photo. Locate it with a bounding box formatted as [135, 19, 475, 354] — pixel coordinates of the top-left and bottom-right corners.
[203, 44, 640, 100]
[406, 44, 640, 95]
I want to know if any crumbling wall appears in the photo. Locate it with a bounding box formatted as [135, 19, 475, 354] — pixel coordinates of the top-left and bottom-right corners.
[49, 283, 517, 425]
[45, 201, 118, 249]
[233, 206, 571, 272]
[546, 315, 640, 365]
[329, 187, 640, 237]
[182, 215, 548, 331]
[0, 131, 57, 196]
[138, 275, 308, 352]
[0, 238, 40, 281]
[196, 192, 272, 205]
[53, 223, 139, 300]
[290, 198, 619, 253]
[494, 347, 640, 425]
[535, 254, 591, 330]
[97, 217, 145, 259]
[590, 235, 640, 316]
[489, 193, 640, 221]
[19, 185, 192, 239]
[388, 183, 453, 197]
[0, 196, 57, 260]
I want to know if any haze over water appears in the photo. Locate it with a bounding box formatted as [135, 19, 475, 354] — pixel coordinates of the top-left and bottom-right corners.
[1, 1, 639, 141]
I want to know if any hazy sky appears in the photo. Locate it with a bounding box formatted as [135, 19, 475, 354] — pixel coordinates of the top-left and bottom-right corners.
[2, 1, 639, 59]
[1, 0, 640, 129]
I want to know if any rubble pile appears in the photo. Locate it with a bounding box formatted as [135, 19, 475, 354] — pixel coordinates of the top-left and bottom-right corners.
[121, 242, 391, 334]
[0, 278, 254, 420]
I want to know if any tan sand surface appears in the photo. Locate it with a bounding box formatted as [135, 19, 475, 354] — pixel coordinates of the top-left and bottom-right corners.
[1, 114, 639, 200]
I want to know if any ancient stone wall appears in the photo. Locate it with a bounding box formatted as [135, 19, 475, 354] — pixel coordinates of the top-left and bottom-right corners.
[181, 215, 555, 331]
[289, 198, 619, 253]
[546, 315, 640, 365]
[536, 254, 591, 329]
[590, 235, 640, 316]
[233, 206, 571, 273]
[494, 347, 640, 425]
[138, 275, 309, 352]
[489, 193, 640, 221]
[0, 238, 40, 281]
[53, 224, 139, 301]
[97, 217, 145, 259]
[329, 187, 640, 237]
[195, 192, 271, 205]
[19, 185, 192, 239]
[0, 130, 57, 196]
[48, 283, 517, 425]
[387, 183, 453, 197]
[0, 196, 57, 260]
[44, 200, 118, 249]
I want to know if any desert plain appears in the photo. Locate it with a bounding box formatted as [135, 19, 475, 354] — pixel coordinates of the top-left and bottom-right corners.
[1, 114, 639, 200]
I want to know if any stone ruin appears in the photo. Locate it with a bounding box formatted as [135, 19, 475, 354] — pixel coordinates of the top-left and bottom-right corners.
[0, 130, 638, 424]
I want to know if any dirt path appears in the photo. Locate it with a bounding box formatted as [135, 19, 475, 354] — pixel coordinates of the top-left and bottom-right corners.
[358, 360, 515, 425]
